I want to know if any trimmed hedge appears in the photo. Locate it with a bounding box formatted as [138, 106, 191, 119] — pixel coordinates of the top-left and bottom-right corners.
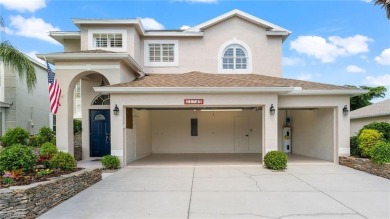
[371, 141, 390, 164]
[0, 144, 36, 172]
[50, 152, 76, 170]
[358, 129, 383, 158]
[101, 155, 121, 169]
[0, 127, 30, 147]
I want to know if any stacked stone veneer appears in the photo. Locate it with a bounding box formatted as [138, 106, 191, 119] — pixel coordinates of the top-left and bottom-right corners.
[339, 156, 390, 179]
[0, 168, 102, 219]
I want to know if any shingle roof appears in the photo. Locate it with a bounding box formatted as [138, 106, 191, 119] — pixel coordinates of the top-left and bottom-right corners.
[108, 71, 352, 90]
[350, 99, 390, 119]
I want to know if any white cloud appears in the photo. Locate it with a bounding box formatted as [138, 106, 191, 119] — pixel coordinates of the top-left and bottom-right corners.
[346, 65, 366, 73]
[365, 74, 390, 86]
[374, 48, 390, 65]
[296, 73, 313, 81]
[290, 35, 373, 63]
[7, 15, 60, 44]
[25, 51, 46, 65]
[360, 0, 371, 3]
[140, 18, 165, 30]
[0, 0, 46, 13]
[282, 57, 305, 66]
[180, 25, 191, 30]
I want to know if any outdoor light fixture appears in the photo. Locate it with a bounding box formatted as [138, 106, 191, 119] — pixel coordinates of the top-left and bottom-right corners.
[270, 104, 276, 115]
[100, 76, 105, 87]
[113, 104, 119, 115]
[343, 105, 349, 115]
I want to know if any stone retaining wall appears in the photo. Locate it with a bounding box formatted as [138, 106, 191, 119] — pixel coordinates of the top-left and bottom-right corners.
[339, 156, 390, 179]
[0, 168, 102, 219]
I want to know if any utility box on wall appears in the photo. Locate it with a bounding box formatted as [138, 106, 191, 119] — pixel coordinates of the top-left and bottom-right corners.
[283, 127, 291, 153]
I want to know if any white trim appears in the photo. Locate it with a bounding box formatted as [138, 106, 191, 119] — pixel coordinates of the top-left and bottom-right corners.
[111, 149, 123, 157]
[94, 86, 299, 94]
[186, 9, 290, 33]
[144, 40, 179, 67]
[281, 90, 368, 96]
[218, 39, 252, 74]
[55, 64, 120, 70]
[88, 29, 127, 52]
[144, 32, 203, 37]
[338, 148, 350, 156]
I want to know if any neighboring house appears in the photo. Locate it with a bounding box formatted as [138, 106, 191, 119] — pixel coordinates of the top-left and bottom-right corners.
[350, 99, 390, 136]
[38, 9, 364, 166]
[0, 55, 52, 136]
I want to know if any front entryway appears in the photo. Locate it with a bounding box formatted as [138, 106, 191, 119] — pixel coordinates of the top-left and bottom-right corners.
[90, 109, 111, 157]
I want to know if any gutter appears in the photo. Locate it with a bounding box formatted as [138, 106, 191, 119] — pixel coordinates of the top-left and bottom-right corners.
[94, 87, 301, 94]
[281, 89, 368, 96]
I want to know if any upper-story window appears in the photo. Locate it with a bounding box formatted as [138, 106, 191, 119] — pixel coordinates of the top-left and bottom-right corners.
[144, 40, 178, 66]
[218, 39, 252, 73]
[88, 29, 127, 52]
[222, 45, 247, 70]
[93, 33, 122, 48]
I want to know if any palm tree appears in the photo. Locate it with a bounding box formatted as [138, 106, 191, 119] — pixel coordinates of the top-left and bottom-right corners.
[0, 17, 36, 92]
[375, 0, 390, 19]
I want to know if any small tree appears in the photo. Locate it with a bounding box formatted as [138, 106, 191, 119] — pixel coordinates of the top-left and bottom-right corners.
[346, 85, 387, 110]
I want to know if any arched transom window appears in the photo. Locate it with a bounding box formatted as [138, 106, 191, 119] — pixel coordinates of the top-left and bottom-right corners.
[91, 94, 110, 105]
[222, 44, 248, 70]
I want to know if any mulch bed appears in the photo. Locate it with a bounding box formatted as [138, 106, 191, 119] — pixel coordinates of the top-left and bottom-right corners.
[0, 168, 83, 188]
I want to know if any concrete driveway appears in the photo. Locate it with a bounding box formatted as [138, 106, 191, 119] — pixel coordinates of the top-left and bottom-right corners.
[40, 161, 389, 218]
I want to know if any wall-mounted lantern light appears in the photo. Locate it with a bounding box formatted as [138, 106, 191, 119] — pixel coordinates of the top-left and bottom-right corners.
[113, 104, 119, 115]
[343, 105, 349, 115]
[270, 104, 276, 115]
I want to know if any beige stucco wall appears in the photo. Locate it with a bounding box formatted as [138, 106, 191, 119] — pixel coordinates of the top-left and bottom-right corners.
[63, 39, 81, 52]
[151, 110, 262, 153]
[350, 115, 390, 136]
[290, 108, 334, 161]
[142, 17, 282, 76]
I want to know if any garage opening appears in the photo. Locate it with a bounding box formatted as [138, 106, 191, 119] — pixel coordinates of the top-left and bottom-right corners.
[124, 107, 263, 165]
[278, 108, 335, 163]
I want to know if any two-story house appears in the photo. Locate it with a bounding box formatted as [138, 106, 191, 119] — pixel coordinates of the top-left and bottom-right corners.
[38, 10, 364, 166]
[0, 55, 52, 136]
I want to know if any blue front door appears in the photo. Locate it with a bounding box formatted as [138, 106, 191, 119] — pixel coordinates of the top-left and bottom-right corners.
[90, 109, 111, 157]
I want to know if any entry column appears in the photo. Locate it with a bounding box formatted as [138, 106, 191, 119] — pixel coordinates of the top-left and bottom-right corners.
[263, 103, 278, 158]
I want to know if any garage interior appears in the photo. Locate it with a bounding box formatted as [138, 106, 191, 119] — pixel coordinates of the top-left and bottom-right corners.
[124, 107, 334, 165]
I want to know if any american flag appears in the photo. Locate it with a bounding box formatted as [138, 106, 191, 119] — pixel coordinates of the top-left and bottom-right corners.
[47, 61, 62, 115]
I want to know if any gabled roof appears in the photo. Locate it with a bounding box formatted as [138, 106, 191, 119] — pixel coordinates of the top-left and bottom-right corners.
[94, 72, 365, 95]
[185, 9, 291, 41]
[350, 99, 390, 119]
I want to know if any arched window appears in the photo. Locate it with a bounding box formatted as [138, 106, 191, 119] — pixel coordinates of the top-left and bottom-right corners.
[222, 44, 248, 70]
[91, 94, 110, 105]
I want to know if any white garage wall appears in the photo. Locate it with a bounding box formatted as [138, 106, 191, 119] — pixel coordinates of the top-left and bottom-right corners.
[151, 109, 262, 153]
[291, 108, 334, 161]
[135, 110, 152, 158]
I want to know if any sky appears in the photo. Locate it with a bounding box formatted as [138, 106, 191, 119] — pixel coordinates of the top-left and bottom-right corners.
[1, 0, 389, 101]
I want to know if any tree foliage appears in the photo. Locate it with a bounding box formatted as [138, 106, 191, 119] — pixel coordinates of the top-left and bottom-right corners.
[0, 16, 36, 92]
[346, 85, 387, 111]
[375, 0, 390, 19]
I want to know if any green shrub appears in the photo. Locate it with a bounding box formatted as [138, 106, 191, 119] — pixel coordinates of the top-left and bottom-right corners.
[0, 144, 36, 172]
[359, 122, 390, 141]
[40, 142, 58, 158]
[49, 152, 76, 170]
[73, 119, 82, 134]
[358, 129, 383, 158]
[28, 135, 40, 147]
[36, 126, 56, 145]
[101, 155, 121, 169]
[0, 127, 30, 147]
[370, 141, 390, 164]
[350, 136, 361, 156]
[264, 151, 288, 170]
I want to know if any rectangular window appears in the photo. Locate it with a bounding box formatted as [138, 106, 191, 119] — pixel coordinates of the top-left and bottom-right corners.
[191, 118, 198, 136]
[93, 33, 123, 49]
[144, 40, 178, 66]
